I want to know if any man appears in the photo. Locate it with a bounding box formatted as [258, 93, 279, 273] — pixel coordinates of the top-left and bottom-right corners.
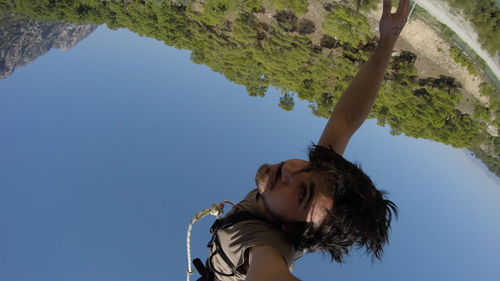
[206, 1, 410, 280]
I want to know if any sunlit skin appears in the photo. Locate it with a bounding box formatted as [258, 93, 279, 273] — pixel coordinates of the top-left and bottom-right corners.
[254, 160, 333, 228]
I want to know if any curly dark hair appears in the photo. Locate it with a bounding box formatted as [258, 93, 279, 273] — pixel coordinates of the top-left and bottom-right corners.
[285, 144, 398, 263]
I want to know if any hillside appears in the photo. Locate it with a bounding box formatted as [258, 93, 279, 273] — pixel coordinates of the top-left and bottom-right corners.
[0, 0, 497, 176]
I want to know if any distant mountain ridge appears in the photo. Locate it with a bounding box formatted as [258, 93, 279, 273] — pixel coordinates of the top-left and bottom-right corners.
[0, 12, 96, 79]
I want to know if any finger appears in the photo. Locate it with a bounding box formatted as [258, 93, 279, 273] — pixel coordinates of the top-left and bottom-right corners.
[396, 0, 410, 16]
[383, 0, 392, 16]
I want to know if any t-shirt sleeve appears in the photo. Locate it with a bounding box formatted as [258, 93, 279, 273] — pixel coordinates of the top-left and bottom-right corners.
[217, 220, 296, 275]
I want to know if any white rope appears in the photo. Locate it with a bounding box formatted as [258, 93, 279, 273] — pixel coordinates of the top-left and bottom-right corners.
[186, 200, 236, 281]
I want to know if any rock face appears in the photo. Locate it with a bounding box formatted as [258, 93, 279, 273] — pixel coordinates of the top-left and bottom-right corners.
[0, 13, 97, 79]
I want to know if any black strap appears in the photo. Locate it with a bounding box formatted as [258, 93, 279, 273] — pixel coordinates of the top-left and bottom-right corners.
[210, 211, 264, 233]
[193, 258, 209, 278]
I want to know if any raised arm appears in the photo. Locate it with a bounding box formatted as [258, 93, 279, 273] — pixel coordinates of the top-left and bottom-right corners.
[318, 0, 410, 155]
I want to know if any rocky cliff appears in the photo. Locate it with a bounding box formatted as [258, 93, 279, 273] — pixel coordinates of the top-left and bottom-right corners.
[0, 13, 96, 79]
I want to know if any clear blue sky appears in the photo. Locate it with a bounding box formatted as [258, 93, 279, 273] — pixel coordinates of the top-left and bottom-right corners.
[0, 26, 499, 281]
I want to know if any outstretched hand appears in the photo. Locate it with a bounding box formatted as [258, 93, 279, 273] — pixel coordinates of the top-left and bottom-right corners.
[379, 0, 410, 46]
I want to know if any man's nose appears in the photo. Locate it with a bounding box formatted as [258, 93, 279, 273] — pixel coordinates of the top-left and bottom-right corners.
[280, 162, 296, 185]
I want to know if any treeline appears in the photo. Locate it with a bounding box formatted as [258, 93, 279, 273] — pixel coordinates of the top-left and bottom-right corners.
[474, 83, 500, 176]
[470, 135, 500, 177]
[0, 0, 497, 175]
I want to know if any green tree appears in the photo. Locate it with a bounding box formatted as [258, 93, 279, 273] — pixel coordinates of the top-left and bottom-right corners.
[232, 12, 260, 43]
[449, 46, 477, 75]
[269, 0, 309, 14]
[189, 0, 239, 26]
[279, 91, 295, 111]
[322, 5, 374, 47]
[473, 103, 490, 121]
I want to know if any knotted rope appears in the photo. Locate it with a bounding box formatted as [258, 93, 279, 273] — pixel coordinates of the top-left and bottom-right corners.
[186, 200, 235, 281]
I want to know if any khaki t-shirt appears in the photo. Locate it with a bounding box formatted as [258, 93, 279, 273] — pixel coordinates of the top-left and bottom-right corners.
[209, 189, 298, 281]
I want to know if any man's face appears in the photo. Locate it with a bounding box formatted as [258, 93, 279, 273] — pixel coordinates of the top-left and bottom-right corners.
[255, 159, 333, 227]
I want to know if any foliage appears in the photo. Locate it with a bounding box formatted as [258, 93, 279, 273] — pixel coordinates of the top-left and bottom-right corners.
[449, 46, 477, 75]
[479, 83, 500, 131]
[0, 0, 496, 155]
[469, 143, 500, 178]
[351, 0, 379, 12]
[242, 0, 265, 12]
[322, 4, 374, 47]
[473, 103, 490, 121]
[274, 9, 298, 32]
[188, 0, 240, 26]
[232, 12, 261, 43]
[443, 0, 499, 56]
[375, 55, 482, 148]
[320, 34, 338, 48]
[297, 18, 315, 34]
[480, 83, 500, 111]
[279, 91, 295, 111]
[269, 0, 309, 15]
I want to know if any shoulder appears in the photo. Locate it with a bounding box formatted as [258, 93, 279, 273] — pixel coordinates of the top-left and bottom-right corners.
[217, 218, 297, 272]
[246, 246, 301, 281]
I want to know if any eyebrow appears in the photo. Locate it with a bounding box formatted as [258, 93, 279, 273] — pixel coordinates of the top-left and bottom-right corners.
[303, 181, 315, 211]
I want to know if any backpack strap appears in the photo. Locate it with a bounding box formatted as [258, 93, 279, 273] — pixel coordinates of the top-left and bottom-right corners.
[193, 258, 214, 281]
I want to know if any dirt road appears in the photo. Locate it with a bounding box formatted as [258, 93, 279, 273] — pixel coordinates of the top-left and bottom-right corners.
[415, 0, 499, 80]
